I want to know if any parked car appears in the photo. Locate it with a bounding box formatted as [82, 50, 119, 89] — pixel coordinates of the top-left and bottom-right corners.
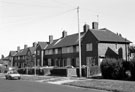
[5, 71, 21, 80]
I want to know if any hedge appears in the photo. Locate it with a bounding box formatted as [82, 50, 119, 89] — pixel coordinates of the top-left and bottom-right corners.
[100, 58, 135, 80]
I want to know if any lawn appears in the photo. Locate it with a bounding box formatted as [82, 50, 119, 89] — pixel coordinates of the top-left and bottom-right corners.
[64, 78, 135, 92]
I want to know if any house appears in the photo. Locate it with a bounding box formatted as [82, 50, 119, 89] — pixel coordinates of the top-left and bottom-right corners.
[13, 43, 37, 69]
[8, 51, 17, 67]
[13, 45, 29, 68]
[43, 22, 131, 69]
[36, 42, 48, 67]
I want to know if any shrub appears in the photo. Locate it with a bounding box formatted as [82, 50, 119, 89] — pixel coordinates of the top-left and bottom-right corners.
[100, 58, 124, 79]
[129, 59, 135, 80]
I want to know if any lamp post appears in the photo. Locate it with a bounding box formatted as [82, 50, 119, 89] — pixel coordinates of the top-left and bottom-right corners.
[77, 6, 82, 77]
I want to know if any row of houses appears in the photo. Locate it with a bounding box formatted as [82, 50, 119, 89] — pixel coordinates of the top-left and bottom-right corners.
[7, 22, 131, 71]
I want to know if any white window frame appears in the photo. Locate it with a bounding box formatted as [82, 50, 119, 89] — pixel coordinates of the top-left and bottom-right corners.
[86, 43, 93, 51]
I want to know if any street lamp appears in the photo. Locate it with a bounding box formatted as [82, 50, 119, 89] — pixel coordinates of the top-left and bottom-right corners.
[77, 6, 82, 77]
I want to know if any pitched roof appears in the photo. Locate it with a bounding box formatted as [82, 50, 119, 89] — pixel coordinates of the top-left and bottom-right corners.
[9, 51, 17, 56]
[3, 56, 10, 60]
[38, 42, 48, 49]
[44, 28, 131, 50]
[46, 32, 86, 49]
[29, 47, 36, 54]
[90, 28, 131, 43]
[15, 48, 28, 56]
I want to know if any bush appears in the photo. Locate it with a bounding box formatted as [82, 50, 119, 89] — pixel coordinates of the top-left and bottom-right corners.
[129, 59, 135, 80]
[100, 58, 125, 79]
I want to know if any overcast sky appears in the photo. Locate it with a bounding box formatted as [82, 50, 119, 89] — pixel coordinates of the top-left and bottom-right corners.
[0, 0, 135, 57]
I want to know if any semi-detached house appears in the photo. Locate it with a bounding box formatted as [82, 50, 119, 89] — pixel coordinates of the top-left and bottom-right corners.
[13, 43, 37, 68]
[43, 22, 131, 68]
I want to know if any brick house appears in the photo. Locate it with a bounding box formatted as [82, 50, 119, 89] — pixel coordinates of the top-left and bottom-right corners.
[13, 44, 37, 69]
[43, 22, 131, 68]
[8, 51, 17, 67]
[36, 42, 48, 67]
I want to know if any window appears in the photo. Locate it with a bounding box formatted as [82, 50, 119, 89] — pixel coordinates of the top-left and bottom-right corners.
[48, 49, 53, 55]
[76, 45, 79, 52]
[86, 57, 95, 66]
[54, 49, 58, 54]
[45, 49, 53, 55]
[48, 59, 51, 66]
[45, 50, 49, 55]
[62, 46, 73, 53]
[86, 43, 93, 51]
[18, 57, 20, 60]
[37, 59, 40, 66]
[62, 47, 67, 53]
[37, 50, 40, 55]
[76, 57, 79, 67]
[67, 58, 71, 66]
[68, 46, 73, 53]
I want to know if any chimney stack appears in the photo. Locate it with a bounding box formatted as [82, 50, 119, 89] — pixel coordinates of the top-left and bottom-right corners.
[62, 30, 67, 38]
[33, 42, 37, 47]
[83, 24, 90, 32]
[92, 22, 98, 29]
[24, 44, 28, 49]
[17, 46, 20, 52]
[49, 35, 53, 44]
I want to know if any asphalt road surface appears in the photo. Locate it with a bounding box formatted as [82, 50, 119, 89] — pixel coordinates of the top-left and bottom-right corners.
[0, 78, 107, 92]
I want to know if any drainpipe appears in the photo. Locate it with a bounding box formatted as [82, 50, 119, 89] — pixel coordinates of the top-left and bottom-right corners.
[41, 50, 43, 67]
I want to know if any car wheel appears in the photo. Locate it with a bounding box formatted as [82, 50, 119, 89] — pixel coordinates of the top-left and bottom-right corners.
[18, 77, 21, 80]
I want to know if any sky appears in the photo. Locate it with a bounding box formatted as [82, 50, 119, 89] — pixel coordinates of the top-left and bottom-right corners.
[0, 0, 135, 57]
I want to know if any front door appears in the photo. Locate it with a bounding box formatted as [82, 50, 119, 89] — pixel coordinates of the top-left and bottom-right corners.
[86, 57, 92, 77]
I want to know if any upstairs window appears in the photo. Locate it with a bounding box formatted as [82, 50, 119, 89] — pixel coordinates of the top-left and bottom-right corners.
[48, 49, 53, 55]
[62, 47, 67, 53]
[45, 50, 49, 55]
[45, 49, 53, 55]
[76, 45, 79, 52]
[86, 43, 93, 51]
[54, 49, 58, 54]
[67, 46, 73, 53]
[18, 57, 20, 60]
[62, 46, 73, 53]
[37, 50, 40, 55]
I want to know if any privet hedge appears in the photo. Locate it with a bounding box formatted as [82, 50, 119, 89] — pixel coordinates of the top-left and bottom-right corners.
[100, 58, 135, 80]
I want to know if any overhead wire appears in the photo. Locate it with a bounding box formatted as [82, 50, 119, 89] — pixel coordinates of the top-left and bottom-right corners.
[1, 7, 77, 28]
[50, 0, 75, 8]
[0, 0, 66, 8]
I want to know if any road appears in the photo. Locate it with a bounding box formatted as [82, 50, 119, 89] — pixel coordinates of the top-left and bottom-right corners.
[0, 78, 106, 92]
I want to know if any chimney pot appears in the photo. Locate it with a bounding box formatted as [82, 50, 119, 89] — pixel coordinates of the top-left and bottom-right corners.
[33, 42, 37, 47]
[62, 30, 67, 38]
[17, 46, 20, 52]
[92, 22, 98, 29]
[24, 44, 28, 49]
[49, 35, 53, 44]
[83, 24, 89, 32]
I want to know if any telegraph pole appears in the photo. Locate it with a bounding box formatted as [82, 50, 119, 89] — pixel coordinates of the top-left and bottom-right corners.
[77, 6, 82, 77]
